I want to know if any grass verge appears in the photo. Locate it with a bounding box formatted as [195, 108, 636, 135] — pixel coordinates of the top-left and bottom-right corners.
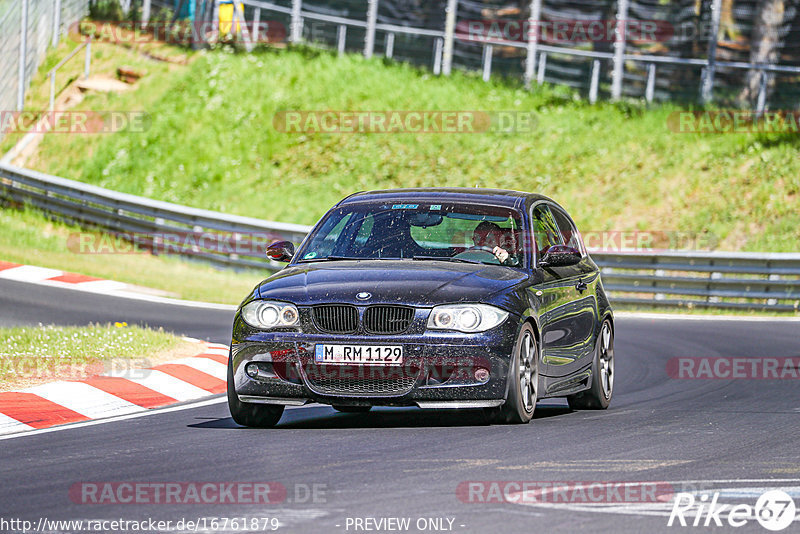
[19, 45, 800, 252]
[0, 323, 194, 390]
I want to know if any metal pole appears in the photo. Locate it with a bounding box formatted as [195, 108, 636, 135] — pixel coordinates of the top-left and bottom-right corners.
[756, 70, 768, 114]
[142, 0, 151, 27]
[433, 37, 443, 75]
[524, 0, 542, 89]
[537, 51, 546, 84]
[51, 0, 61, 47]
[49, 73, 55, 111]
[364, 0, 378, 58]
[385, 32, 394, 59]
[610, 0, 629, 100]
[212, 0, 220, 42]
[17, 0, 28, 111]
[84, 38, 91, 78]
[252, 7, 260, 43]
[645, 63, 656, 103]
[232, 1, 254, 52]
[290, 0, 302, 43]
[589, 59, 600, 103]
[337, 25, 346, 55]
[441, 0, 458, 75]
[701, 0, 722, 103]
[482, 44, 493, 82]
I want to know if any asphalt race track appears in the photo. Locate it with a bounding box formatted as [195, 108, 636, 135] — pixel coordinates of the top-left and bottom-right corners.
[1, 277, 799, 533]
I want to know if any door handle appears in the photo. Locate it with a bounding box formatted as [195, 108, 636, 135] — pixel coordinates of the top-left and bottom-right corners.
[575, 279, 587, 293]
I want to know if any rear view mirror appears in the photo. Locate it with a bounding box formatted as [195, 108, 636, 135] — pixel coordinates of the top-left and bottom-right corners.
[540, 245, 581, 267]
[266, 240, 295, 262]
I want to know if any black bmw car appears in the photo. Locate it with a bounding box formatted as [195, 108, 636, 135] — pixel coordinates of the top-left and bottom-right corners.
[228, 189, 614, 426]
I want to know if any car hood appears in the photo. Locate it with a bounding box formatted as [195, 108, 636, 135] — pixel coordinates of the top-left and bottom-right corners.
[255, 260, 528, 307]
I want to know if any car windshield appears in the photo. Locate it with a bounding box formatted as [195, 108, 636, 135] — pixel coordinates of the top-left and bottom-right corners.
[296, 201, 526, 267]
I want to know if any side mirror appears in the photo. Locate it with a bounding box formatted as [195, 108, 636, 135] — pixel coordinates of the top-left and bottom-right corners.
[266, 240, 295, 262]
[539, 245, 581, 267]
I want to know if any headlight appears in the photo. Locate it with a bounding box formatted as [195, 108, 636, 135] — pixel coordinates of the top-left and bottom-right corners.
[427, 304, 509, 333]
[241, 300, 299, 329]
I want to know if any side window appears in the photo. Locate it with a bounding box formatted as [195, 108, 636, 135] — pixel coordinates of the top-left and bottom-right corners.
[530, 205, 563, 258]
[551, 208, 584, 254]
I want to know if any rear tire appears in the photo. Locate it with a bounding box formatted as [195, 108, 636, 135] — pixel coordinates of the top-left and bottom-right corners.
[227, 359, 284, 427]
[567, 319, 614, 410]
[493, 323, 538, 424]
[332, 405, 371, 413]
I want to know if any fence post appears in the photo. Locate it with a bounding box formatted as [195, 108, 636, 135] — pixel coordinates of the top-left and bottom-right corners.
[290, 0, 303, 43]
[524, 0, 542, 89]
[337, 25, 346, 55]
[84, 38, 91, 78]
[364, 0, 378, 58]
[385, 32, 394, 59]
[610, 0, 629, 100]
[441, 0, 458, 75]
[142, 0, 151, 27]
[482, 44, 493, 81]
[645, 63, 656, 102]
[17, 0, 28, 111]
[51, 0, 61, 47]
[49, 73, 55, 111]
[252, 8, 260, 43]
[433, 37, 443, 74]
[701, 0, 722, 103]
[536, 51, 546, 84]
[756, 70, 768, 114]
[589, 59, 600, 103]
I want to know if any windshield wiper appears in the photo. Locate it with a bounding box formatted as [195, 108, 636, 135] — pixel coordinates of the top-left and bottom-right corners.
[297, 255, 362, 262]
[412, 255, 483, 265]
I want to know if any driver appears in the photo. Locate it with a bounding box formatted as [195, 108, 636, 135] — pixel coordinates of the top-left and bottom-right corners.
[472, 221, 511, 264]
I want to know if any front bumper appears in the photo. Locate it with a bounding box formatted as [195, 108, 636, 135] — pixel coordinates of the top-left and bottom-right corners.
[230, 317, 519, 408]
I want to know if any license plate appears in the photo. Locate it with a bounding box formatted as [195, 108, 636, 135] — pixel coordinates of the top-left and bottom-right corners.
[314, 344, 403, 365]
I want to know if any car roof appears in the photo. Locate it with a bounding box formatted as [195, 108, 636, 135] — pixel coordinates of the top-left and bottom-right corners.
[338, 188, 555, 209]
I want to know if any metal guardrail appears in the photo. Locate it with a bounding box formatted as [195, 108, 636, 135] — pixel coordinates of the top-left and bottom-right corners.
[1, 162, 798, 311]
[0, 162, 311, 271]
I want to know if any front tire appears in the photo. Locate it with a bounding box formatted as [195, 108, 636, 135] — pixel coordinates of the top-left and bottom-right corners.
[567, 319, 614, 410]
[493, 323, 538, 424]
[227, 359, 284, 427]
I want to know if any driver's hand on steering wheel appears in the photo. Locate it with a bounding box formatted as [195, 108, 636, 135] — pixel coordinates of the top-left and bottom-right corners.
[492, 246, 509, 263]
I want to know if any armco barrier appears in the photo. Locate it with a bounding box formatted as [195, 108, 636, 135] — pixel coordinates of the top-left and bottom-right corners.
[1, 162, 798, 311]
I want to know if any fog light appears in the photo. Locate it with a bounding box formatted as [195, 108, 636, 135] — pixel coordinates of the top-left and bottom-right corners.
[474, 368, 490, 383]
[245, 362, 259, 378]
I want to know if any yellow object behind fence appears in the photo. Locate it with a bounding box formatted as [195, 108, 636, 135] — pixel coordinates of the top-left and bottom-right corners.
[219, 2, 242, 35]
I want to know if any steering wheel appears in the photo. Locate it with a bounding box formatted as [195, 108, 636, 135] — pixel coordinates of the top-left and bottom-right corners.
[453, 246, 498, 263]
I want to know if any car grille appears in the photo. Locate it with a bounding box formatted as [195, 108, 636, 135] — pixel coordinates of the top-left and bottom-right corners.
[312, 305, 358, 334]
[302, 363, 419, 396]
[310, 305, 415, 334]
[363, 305, 415, 334]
